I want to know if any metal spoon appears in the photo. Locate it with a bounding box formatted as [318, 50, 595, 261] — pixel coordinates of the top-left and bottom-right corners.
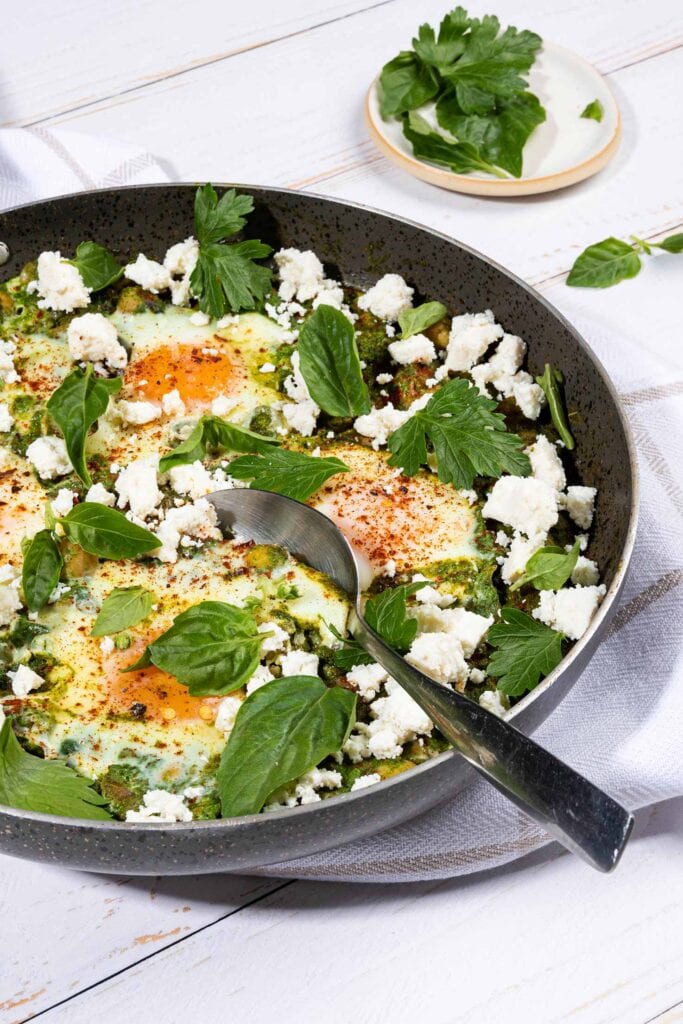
[208, 488, 633, 872]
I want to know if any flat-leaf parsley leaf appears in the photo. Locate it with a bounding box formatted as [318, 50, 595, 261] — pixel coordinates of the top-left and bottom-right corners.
[487, 607, 564, 696]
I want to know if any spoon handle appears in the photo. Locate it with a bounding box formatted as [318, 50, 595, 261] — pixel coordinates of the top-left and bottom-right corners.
[353, 616, 633, 872]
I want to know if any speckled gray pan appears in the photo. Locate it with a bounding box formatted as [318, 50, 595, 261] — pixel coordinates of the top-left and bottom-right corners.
[0, 185, 638, 875]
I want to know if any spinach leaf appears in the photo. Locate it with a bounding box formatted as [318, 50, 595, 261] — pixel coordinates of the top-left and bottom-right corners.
[159, 415, 277, 473]
[297, 305, 370, 417]
[580, 100, 604, 122]
[92, 586, 155, 637]
[398, 301, 447, 338]
[46, 365, 122, 486]
[124, 600, 262, 696]
[535, 364, 575, 451]
[21, 530, 63, 613]
[228, 449, 349, 502]
[59, 504, 159, 560]
[68, 241, 123, 292]
[217, 677, 356, 816]
[487, 607, 564, 695]
[0, 718, 112, 820]
[510, 541, 580, 592]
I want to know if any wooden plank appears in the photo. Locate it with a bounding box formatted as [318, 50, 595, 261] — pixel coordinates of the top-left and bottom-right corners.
[0, 0, 390, 127]
[25, 802, 683, 1024]
[0, 862, 286, 1022]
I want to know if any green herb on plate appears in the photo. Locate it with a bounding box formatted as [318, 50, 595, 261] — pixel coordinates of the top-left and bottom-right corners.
[567, 232, 683, 289]
[487, 607, 564, 695]
[59, 504, 159, 560]
[535, 364, 575, 450]
[228, 448, 349, 502]
[580, 99, 604, 122]
[92, 586, 155, 637]
[217, 676, 356, 816]
[297, 305, 371, 417]
[402, 111, 508, 178]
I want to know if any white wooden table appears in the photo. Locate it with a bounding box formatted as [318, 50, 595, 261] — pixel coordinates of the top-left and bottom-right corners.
[1, 3, 682, 1022]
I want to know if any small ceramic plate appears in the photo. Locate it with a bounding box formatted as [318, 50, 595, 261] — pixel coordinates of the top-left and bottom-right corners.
[365, 42, 621, 196]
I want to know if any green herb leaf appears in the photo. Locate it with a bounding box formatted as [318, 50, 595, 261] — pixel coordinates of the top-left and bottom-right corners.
[68, 241, 123, 292]
[60, 503, 159, 560]
[217, 677, 356, 816]
[535, 364, 575, 450]
[124, 601, 262, 696]
[297, 305, 371, 417]
[193, 184, 255, 245]
[21, 530, 63, 612]
[228, 449, 349, 502]
[46, 365, 122, 486]
[436, 90, 545, 177]
[510, 541, 580, 592]
[377, 51, 440, 119]
[412, 12, 471, 69]
[580, 99, 604, 122]
[566, 237, 641, 289]
[402, 111, 507, 177]
[364, 581, 428, 652]
[158, 415, 277, 473]
[0, 718, 112, 820]
[487, 607, 564, 696]
[329, 624, 374, 670]
[442, 18, 542, 114]
[398, 301, 447, 338]
[92, 586, 155, 637]
[654, 232, 683, 254]
[388, 377, 530, 487]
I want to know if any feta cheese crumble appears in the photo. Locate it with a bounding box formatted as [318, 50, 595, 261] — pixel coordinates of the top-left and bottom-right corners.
[26, 436, 73, 480]
[30, 251, 91, 312]
[482, 476, 558, 537]
[388, 334, 436, 365]
[0, 582, 22, 627]
[258, 621, 289, 654]
[124, 254, 171, 294]
[357, 274, 414, 322]
[526, 435, 566, 493]
[346, 662, 388, 700]
[479, 690, 508, 717]
[115, 457, 162, 520]
[126, 789, 193, 823]
[85, 482, 115, 506]
[115, 400, 161, 426]
[169, 460, 215, 500]
[275, 248, 326, 303]
[154, 499, 221, 563]
[214, 695, 243, 735]
[51, 488, 78, 517]
[8, 664, 45, 697]
[280, 649, 319, 677]
[406, 632, 469, 686]
[561, 485, 597, 529]
[0, 403, 14, 432]
[444, 310, 502, 372]
[67, 312, 128, 369]
[0, 339, 19, 384]
[350, 773, 381, 791]
[533, 585, 606, 640]
[161, 389, 186, 418]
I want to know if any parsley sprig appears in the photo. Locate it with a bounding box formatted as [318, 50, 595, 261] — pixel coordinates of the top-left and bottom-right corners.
[487, 607, 564, 695]
[190, 184, 273, 318]
[387, 377, 530, 488]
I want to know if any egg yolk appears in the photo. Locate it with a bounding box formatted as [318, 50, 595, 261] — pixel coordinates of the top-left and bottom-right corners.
[124, 342, 246, 410]
[104, 641, 221, 724]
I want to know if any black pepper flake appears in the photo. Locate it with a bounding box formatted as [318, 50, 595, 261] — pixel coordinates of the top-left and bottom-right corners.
[130, 702, 147, 719]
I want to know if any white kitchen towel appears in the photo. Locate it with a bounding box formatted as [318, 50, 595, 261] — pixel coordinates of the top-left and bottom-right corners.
[1, 128, 681, 883]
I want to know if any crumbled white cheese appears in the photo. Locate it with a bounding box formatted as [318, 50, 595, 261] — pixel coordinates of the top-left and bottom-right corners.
[444, 310, 502, 372]
[406, 633, 469, 686]
[479, 690, 508, 716]
[351, 773, 381, 791]
[258, 621, 289, 654]
[154, 498, 221, 563]
[161, 389, 186, 418]
[99, 636, 115, 655]
[275, 248, 326, 303]
[353, 402, 409, 450]
[115, 457, 162, 521]
[189, 310, 211, 327]
[346, 662, 388, 701]
[26, 436, 73, 480]
[217, 314, 239, 330]
[30, 251, 91, 312]
[245, 663, 276, 695]
[124, 254, 171, 293]
[51, 488, 78, 517]
[211, 394, 237, 417]
[375, 372, 394, 385]
[292, 768, 343, 805]
[469, 668, 486, 684]
[8, 664, 44, 697]
[526, 434, 566, 492]
[126, 789, 193, 823]
[409, 604, 492, 657]
[115, 399, 161, 426]
[357, 274, 413, 321]
[85, 482, 115, 507]
[280, 649, 320, 677]
[0, 403, 14, 432]
[214, 695, 243, 735]
[571, 556, 600, 587]
[259, 362, 276, 373]
[164, 237, 199, 304]
[183, 785, 205, 801]
[388, 334, 436, 365]
[533, 584, 606, 640]
[282, 350, 319, 436]
[469, 333, 526, 397]
[561, 485, 597, 529]
[0, 582, 22, 627]
[483, 476, 558, 537]
[0, 339, 19, 384]
[500, 532, 544, 584]
[48, 582, 70, 604]
[169, 460, 214, 501]
[412, 573, 455, 608]
[369, 679, 433, 754]
[512, 376, 545, 419]
[67, 312, 128, 369]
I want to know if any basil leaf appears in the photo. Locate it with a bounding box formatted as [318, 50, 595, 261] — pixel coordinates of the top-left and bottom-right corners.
[535, 364, 575, 451]
[68, 241, 123, 292]
[21, 530, 63, 613]
[580, 100, 604, 122]
[0, 718, 112, 820]
[60, 503, 159, 560]
[46, 365, 122, 485]
[437, 91, 545, 177]
[217, 677, 356, 816]
[228, 449, 349, 502]
[402, 111, 507, 178]
[92, 586, 155, 637]
[365, 581, 428, 652]
[158, 415, 277, 473]
[398, 301, 447, 338]
[377, 51, 440, 119]
[567, 237, 641, 289]
[654, 233, 683, 254]
[125, 600, 262, 696]
[388, 377, 530, 487]
[509, 541, 580, 592]
[487, 607, 564, 696]
[297, 306, 370, 418]
[193, 184, 255, 245]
